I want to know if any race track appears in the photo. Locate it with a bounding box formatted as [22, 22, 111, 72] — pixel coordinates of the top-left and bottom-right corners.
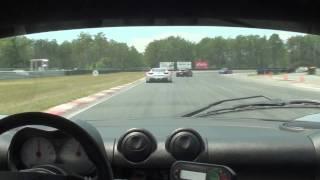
[71, 71, 320, 121]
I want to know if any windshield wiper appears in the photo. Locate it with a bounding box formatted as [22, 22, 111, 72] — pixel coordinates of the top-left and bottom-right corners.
[182, 95, 272, 117]
[196, 99, 320, 118]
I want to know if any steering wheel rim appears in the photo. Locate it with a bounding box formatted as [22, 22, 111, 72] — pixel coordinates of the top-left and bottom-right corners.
[0, 112, 113, 180]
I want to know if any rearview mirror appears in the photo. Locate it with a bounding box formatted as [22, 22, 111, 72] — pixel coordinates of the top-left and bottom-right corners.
[170, 161, 236, 180]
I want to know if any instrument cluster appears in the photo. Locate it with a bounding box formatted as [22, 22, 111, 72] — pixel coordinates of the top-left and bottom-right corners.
[8, 127, 95, 175]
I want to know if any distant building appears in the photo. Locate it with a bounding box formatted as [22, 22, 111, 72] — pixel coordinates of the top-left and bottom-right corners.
[30, 59, 49, 71]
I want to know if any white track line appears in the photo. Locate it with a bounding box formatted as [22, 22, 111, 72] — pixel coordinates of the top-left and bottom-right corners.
[293, 83, 320, 91]
[66, 78, 144, 119]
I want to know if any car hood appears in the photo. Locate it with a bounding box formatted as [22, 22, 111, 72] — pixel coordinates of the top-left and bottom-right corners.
[192, 108, 320, 121]
[2, 110, 320, 131]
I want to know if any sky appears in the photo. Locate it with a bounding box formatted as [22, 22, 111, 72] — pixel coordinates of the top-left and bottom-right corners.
[26, 26, 305, 53]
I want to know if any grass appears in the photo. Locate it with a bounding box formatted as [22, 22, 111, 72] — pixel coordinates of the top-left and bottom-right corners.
[0, 72, 144, 114]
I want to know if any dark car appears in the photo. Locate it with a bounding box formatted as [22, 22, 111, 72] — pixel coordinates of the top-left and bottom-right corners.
[176, 69, 193, 77]
[218, 68, 233, 74]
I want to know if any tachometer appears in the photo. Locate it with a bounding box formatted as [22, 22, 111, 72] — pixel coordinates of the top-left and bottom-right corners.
[20, 137, 56, 168]
[59, 138, 95, 174]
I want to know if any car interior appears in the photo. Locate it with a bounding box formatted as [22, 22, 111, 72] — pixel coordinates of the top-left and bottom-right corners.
[1, 1, 320, 180]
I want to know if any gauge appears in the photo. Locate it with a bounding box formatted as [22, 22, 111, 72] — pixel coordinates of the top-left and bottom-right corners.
[59, 138, 95, 174]
[20, 137, 56, 168]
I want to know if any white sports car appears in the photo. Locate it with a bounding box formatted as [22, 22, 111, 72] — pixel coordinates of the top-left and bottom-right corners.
[145, 68, 173, 83]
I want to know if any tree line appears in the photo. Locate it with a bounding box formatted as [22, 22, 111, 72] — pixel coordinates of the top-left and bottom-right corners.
[0, 32, 320, 70]
[145, 34, 320, 69]
[0, 32, 144, 70]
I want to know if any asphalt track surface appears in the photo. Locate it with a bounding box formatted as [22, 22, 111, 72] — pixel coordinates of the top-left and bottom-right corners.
[71, 71, 320, 121]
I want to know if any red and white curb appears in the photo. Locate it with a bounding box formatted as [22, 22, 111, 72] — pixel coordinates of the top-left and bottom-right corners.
[44, 78, 144, 116]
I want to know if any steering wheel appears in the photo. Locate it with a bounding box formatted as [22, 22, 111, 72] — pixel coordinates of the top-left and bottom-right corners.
[0, 112, 113, 180]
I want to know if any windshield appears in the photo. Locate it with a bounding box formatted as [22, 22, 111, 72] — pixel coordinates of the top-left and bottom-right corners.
[1, 26, 320, 122]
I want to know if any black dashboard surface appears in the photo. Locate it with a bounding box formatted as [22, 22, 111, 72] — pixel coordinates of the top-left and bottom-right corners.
[0, 0, 320, 38]
[91, 118, 316, 165]
[0, 117, 319, 180]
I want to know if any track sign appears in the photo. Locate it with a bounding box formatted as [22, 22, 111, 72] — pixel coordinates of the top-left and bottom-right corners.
[177, 62, 192, 70]
[160, 62, 175, 70]
[195, 60, 209, 70]
[92, 70, 99, 76]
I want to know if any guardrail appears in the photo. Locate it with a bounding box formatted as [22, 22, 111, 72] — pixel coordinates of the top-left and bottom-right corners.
[0, 68, 150, 80]
[0, 70, 66, 80]
[256, 68, 294, 75]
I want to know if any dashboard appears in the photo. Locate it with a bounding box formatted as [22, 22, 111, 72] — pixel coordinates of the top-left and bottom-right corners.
[1, 117, 320, 180]
[8, 128, 95, 176]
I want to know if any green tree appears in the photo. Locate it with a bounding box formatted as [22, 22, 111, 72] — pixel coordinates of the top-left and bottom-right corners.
[71, 33, 94, 68]
[144, 36, 195, 67]
[58, 41, 74, 69]
[268, 34, 287, 67]
[0, 36, 33, 69]
[33, 39, 60, 68]
[1, 32, 320, 71]
[127, 46, 144, 68]
[196, 37, 229, 68]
